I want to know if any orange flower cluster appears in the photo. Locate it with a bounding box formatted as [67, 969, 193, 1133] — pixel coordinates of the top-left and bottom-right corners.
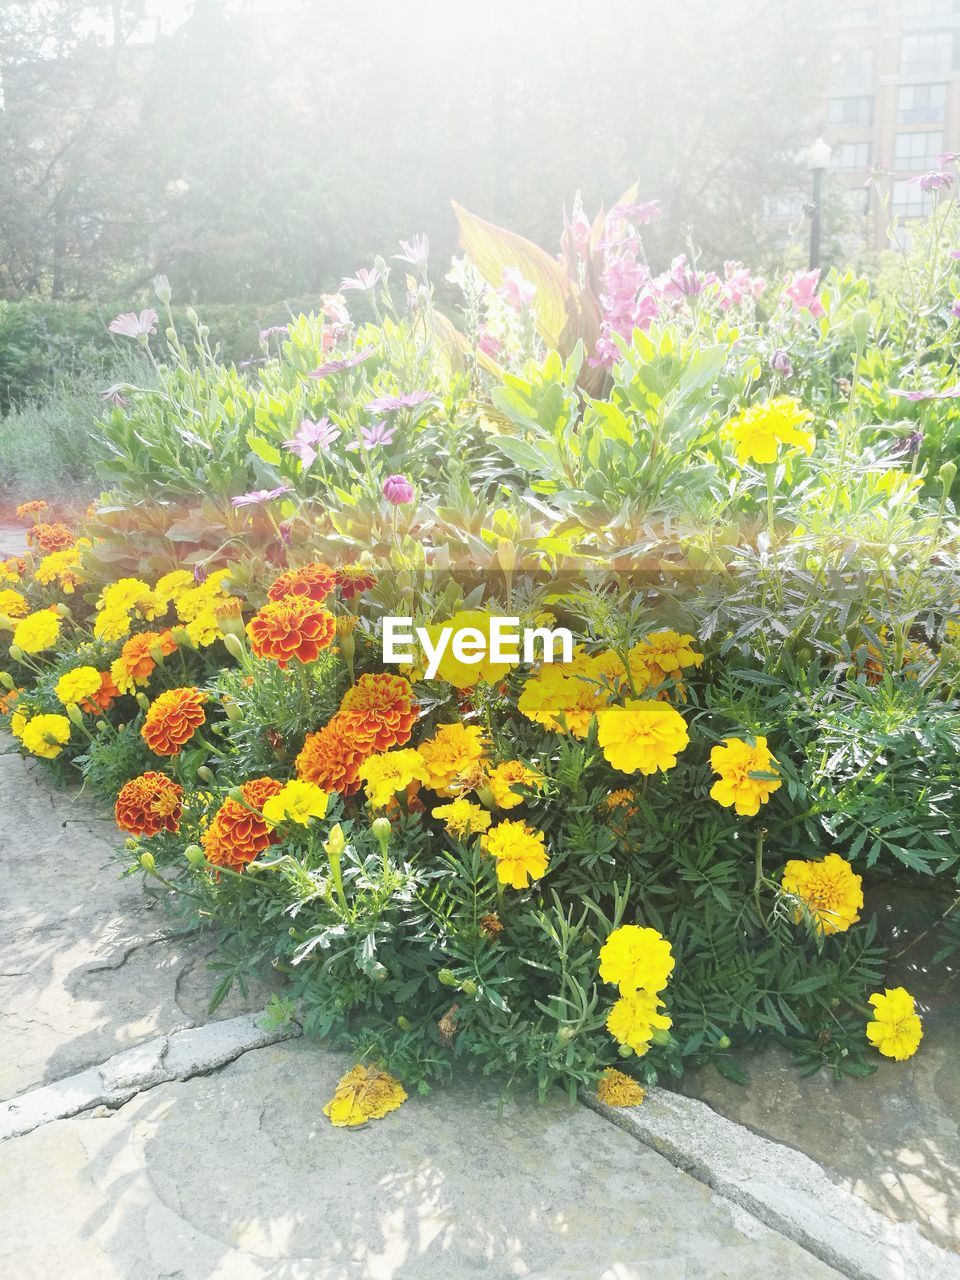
[334, 565, 377, 600]
[296, 673, 418, 796]
[113, 630, 177, 690]
[267, 562, 337, 604]
[202, 776, 284, 870]
[141, 686, 207, 756]
[26, 522, 75, 554]
[115, 771, 184, 836]
[247, 598, 336, 667]
[0, 687, 23, 716]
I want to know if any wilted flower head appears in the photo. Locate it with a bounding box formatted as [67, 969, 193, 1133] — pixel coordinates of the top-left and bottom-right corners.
[284, 417, 340, 467]
[394, 234, 429, 266]
[365, 391, 433, 415]
[152, 274, 172, 303]
[100, 384, 130, 407]
[108, 309, 159, 341]
[193, 564, 208, 584]
[382, 474, 415, 505]
[231, 485, 293, 508]
[890, 431, 924, 457]
[258, 324, 289, 344]
[499, 266, 536, 310]
[341, 267, 381, 292]
[769, 348, 793, 377]
[307, 347, 376, 380]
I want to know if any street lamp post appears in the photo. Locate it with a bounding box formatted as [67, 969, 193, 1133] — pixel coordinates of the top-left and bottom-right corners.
[806, 136, 832, 271]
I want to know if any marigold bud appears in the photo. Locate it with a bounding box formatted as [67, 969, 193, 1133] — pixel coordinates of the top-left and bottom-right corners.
[324, 822, 345, 857]
[171, 627, 195, 650]
[139, 851, 156, 872]
[557, 1026, 577, 1043]
[717, 1034, 732, 1049]
[438, 968, 459, 987]
[55, 602, 72, 619]
[939, 460, 956, 495]
[8, 645, 24, 662]
[223, 700, 243, 723]
[397, 1015, 413, 1031]
[227, 786, 245, 804]
[460, 978, 478, 997]
[0, 671, 14, 690]
[222, 632, 246, 662]
[66, 702, 84, 727]
[184, 844, 205, 865]
[136, 692, 151, 711]
[618, 1044, 634, 1058]
[0, 617, 12, 633]
[371, 816, 392, 843]
[196, 765, 215, 783]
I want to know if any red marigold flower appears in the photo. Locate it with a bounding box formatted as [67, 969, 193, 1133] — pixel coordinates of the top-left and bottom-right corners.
[15, 499, 48, 522]
[141, 687, 207, 756]
[334, 565, 377, 600]
[296, 713, 368, 795]
[115, 771, 184, 836]
[267, 562, 337, 604]
[26, 522, 75, 554]
[201, 776, 283, 870]
[247, 598, 336, 667]
[337, 673, 418, 752]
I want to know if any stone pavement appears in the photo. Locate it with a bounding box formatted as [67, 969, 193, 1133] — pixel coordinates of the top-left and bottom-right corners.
[0, 520, 28, 557]
[0, 742, 955, 1278]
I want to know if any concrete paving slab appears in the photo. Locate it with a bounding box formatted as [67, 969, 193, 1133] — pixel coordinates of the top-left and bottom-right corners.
[0, 743, 277, 1098]
[0, 1038, 844, 1280]
[0, 521, 28, 557]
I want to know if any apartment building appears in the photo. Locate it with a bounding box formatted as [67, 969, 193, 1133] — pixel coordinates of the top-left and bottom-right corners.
[826, 0, 960, 245]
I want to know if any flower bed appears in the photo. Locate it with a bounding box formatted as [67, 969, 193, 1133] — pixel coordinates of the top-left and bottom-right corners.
[3, 192, 959, 1101]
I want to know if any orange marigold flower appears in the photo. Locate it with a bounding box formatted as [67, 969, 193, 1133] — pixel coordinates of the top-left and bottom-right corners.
[0, 687, 24, 716]
[16, 499, 48, 522]
[141, 686, 207, 756]
[247, 598, 336, 667]
[81, 670, 121, 713]
[267, 562, 337, 604]
[115, 771, 184, 837]
[201, 776, 284, 871]
[26, 522, 75, 554]
[296, 713, 368, 795]
[113, 629, 178, 690]
[334, 565, 377, 600]
[337, 673, 418, 752]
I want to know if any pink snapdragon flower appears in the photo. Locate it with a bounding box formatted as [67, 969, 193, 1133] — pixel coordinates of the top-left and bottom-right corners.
[717, 261, 766, 310]
[500, 267, 536, 310]
[781, 269, 825, 318]
[382, 474, 415, 505]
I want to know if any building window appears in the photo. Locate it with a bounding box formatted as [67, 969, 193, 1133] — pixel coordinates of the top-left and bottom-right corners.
[830, 46, 875, 86]
[901, 0, 960, 17]
[894, 130, 945, 168]
[898, 83, 947, 123]
[827, 95, 874, 126]
[833, 4, 879, 22]
[842, 188, 871, 217]
[762, 194, 806, 219]
[831, 141, 872, 170]
[892, 179, 933, 216]
[900, 33, 954, 76]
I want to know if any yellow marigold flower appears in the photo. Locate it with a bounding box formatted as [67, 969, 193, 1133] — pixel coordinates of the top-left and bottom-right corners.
[98, 577, 149, 613]
[94, 607, 132, 642]
[781, 852, 863, 936]
[12, 608, 61, 655]
[517, 665, 611, 739]
[358, 749, 430, 808]
[0, 559, 22, 586]
[419, 609, 521, 688]
[34, 542, 89, 594]
[261, 779, 330, 827]
[596, 699, 689, 775]
[20, 712, 71, 759]
[10, 706, 30, 739]
[866, 987, 923, 1061]
[709, 735, 781, 817]
[721, 395, 814, 466]
[417, 722, 488, 795]
[605, 789, 635, 810]
[323, 1063, 407, 1127]
[54, 666, 102, 707]
[632, 630, 704, 682]
[488, 759, 543, 809]
[606, 990, 672, 1055]
[596, 1068, 646, 1107]
[0, 588, 28, 619]
[155, 569, 196, 604]
[432, 797, 492, 838]
[481, 818, 548, 889]
[598, 924, 675, 996]
[185, 608, 221, 647]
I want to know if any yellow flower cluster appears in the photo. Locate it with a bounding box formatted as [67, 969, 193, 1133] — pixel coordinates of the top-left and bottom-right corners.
[596, 1068, 646, 1108]
[432, 797, 491, 838]
[866, 987, 923, 1061]
[358, 749, 429, 808]
[781, 853, 863, 936]
[598, 924, 675, 1056]
[19, 712, 71, 759]
[420, 610, 521, 688]
[721, 396, 815, 466]
[0, 588, 28, 620]
[709, 735, 781, 816]
[34, 540, 91, 594]
[487, 759, 543, 809]
[54, 666, 101, 707]
[93, 568, 235, 646]
[417, 722, 488, 795]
